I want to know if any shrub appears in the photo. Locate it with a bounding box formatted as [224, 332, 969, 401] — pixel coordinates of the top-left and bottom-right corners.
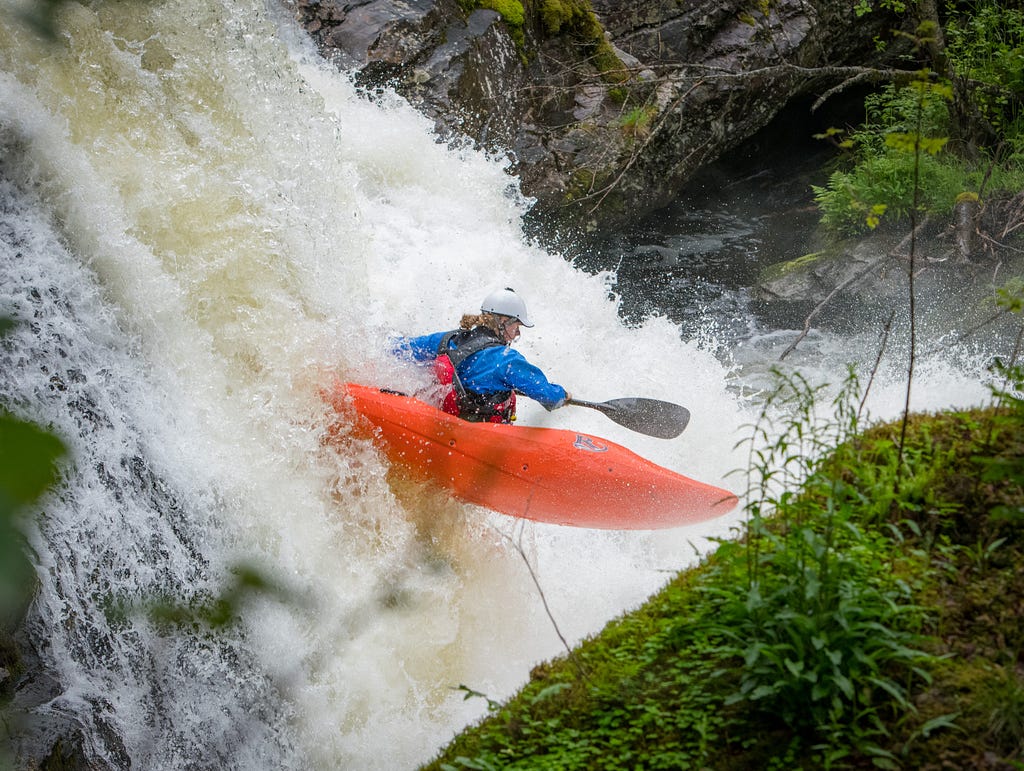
[710, 370, 939, 765]
[945, 1, 1024, 142]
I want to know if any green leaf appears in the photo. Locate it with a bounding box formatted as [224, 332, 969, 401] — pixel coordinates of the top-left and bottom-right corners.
[871, 759, 900, 770]
[814, 127, 845, 139]
[919, 136, 949, 155]
[869, 676, 911, 707]
[748, 684, 777, 701]
[451, 756, 493, 770]
[0, 413, 67, 508]
[917, 712, 959, 737]
[530, 683, 571, 704]
[884, 132, 920, 153]
[834, 673, 855, 699]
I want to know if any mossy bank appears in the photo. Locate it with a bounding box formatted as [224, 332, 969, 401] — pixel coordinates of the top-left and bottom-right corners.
[422, 370, 1024, 769]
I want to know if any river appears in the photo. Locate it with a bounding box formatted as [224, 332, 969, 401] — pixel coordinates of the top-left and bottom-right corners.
[0, 0, 997, 768]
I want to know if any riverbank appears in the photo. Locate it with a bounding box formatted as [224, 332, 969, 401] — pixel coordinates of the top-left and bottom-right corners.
[421, 372, 1024, 769]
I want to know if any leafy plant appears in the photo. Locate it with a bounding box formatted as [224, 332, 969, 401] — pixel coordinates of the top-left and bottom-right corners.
[712, 369, 938, 766]
[978, 662, 1024, 757]
[0, 320, 67, 628]
[945, 0, 1024, 148]
[853, 0, 908, 18]
[978, 359, 1024, 526]
[812, 76, 957, 233]
[815, 3, 1024, 233]
[0, 319, 68, 769]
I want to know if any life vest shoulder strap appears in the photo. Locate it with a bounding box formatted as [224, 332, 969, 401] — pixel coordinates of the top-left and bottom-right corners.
[436, 327, 503, 368]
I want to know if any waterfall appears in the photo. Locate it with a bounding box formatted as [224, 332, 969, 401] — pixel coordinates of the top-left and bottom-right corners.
[0, 0, 996, 768]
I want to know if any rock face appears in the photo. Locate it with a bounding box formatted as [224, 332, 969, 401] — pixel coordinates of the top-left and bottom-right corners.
[288, 0, 910, 233]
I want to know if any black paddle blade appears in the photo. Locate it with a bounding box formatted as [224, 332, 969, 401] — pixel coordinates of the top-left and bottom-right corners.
[568, 397, 691, 439]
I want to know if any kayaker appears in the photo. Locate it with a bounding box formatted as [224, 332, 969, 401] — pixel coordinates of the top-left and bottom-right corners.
[392, 287, 571, 423]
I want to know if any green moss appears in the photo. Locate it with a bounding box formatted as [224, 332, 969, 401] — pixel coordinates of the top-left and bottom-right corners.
[608, 86, 629, 104]
[535, 0, 591, 36]
[481, 0, 525, 27]
[462, 0, 626, 80]
[538, 0, 571, 34]
[541, 2, 628, 82]
[564, 167, 611, 204]
[758, 251, 824, 283]
[618, 104, 658, 138]
[592, 34, 627, 83]
[472, 0, 526, 49]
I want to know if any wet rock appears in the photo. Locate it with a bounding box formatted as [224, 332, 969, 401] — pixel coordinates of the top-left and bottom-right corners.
[289, 0, 909, 234]
[753, 221, 1024, 335]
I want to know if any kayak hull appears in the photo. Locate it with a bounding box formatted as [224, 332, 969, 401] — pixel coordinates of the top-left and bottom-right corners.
[327, 382, 738, 530]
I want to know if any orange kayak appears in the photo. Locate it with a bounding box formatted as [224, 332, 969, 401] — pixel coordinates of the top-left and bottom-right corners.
[325, 382, 738, 530]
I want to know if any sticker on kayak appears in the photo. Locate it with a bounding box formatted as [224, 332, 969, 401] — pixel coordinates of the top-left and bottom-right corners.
[573, 434, 609, 453]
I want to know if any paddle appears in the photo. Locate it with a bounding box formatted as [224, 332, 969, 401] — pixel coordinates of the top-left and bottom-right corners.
[567, 396, 691, 439]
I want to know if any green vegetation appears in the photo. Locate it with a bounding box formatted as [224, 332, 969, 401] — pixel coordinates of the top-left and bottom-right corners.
[854, 0, 909, 19]
[617, 104, 658, 139]
[459, 0, 626, 82]
[758, 251, 825, 283]
[103, 561, 293, 633]
[0, 414, 64, 622]
[474, 0, 527, 47]
[531, 0, 624, 79]
[0, 319, 67, 768]
[945, 2, 1024, 154]
[422, 362, 1024, 769]
[0, 323, 66, 637]
[814, 3, 1024, 234]
[814, 77, 959, 233]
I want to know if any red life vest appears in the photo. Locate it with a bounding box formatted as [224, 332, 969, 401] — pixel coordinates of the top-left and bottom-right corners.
[435, 328, 517, 423]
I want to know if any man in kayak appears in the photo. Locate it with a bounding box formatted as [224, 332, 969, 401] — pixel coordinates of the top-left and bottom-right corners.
[392, 287, 571, 423]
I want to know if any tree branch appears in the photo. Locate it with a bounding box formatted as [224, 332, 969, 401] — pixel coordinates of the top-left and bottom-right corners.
[779, 252, 893, 360]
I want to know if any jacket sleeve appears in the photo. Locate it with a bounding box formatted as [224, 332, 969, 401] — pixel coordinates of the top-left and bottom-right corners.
[498, 349, 568, 410]
[390, 332, 446, 363]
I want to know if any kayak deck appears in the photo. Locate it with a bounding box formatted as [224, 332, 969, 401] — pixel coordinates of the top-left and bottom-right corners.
[326, 381, 738, 530]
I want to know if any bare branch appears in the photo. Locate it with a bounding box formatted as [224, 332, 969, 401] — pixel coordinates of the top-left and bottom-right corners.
[582, 80, 707, 215]
[779, 252, 892, 360]
[858, 310, 897, 423]
[493, 520, 590, 681]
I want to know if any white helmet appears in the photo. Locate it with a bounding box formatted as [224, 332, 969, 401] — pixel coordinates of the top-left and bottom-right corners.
[480, 287, 533, 327]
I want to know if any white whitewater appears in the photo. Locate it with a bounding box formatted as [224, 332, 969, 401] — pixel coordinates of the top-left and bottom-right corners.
[0, 0, 995, 768]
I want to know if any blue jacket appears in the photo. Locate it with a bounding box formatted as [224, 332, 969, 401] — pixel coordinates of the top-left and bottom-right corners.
[394, 331, 568, 409]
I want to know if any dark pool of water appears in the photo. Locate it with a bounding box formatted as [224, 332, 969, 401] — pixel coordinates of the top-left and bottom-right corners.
[574, 142, 831, 344]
